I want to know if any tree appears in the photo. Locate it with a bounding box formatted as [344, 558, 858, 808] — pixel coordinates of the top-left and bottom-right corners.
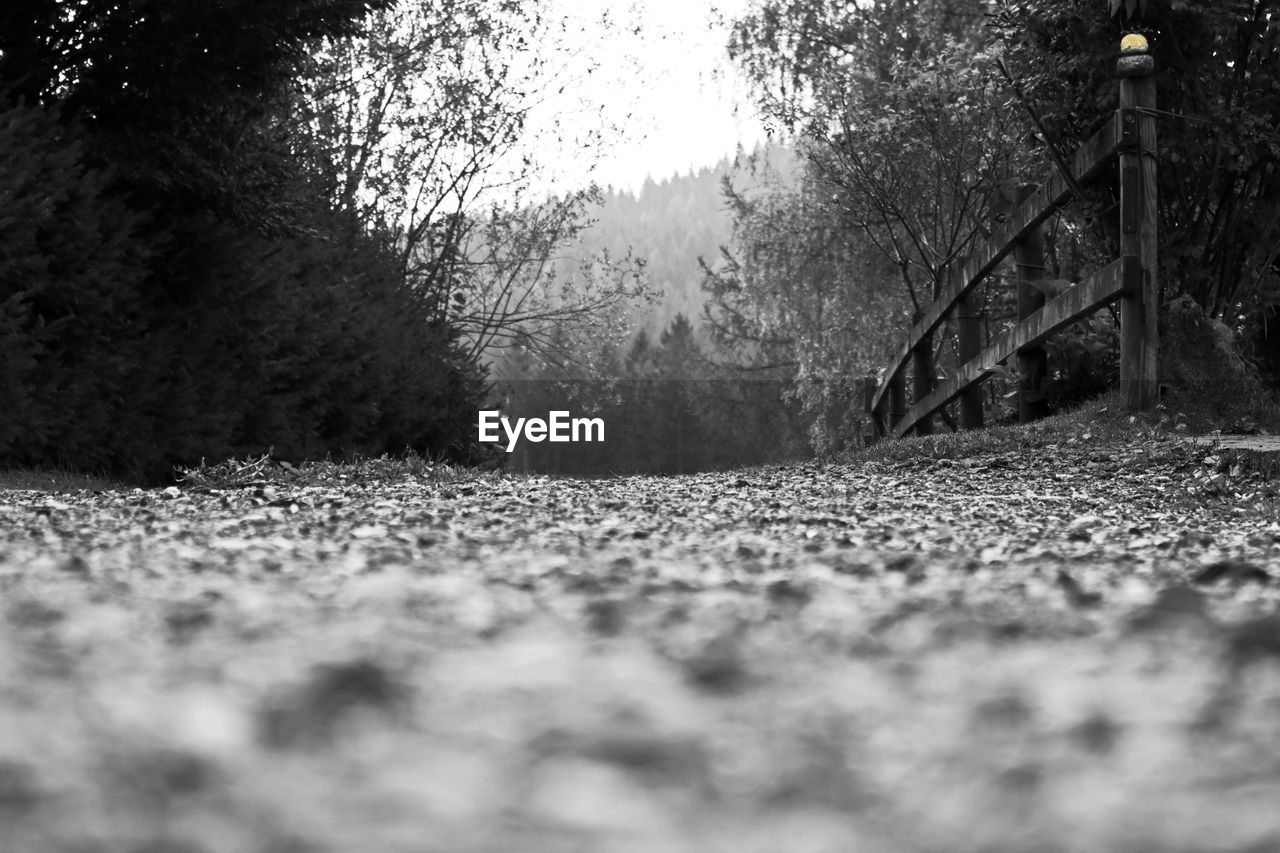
[0, 1, 493, 478]
[724, 0, 990, 128]
[701, 151, 907, 452]
[725, 3, 1032, 394]
[715, 0, 1036, 444]
[0, 0, 392, 228]
[989, 0, 1280, 326]
[802, 42, 1030, 317]
[457, 194, 653, 367]
[288, 0, 653, 368]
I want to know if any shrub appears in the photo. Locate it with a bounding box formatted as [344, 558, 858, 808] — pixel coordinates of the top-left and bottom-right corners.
[0, 101, 486, 481]
[0, 103, 154, 472]
[1159, 294, 1274, 426]
[1042, 314, 1121, 412]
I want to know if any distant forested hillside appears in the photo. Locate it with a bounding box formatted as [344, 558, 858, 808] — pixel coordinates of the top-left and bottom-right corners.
[487, 146, 849, 477]
[553, 145, 799, 342]
[591, 164, 733, 337]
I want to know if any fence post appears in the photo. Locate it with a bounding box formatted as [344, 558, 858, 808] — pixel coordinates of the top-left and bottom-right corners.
[911, 327, 934, 435]
[1118, 33, 1158, 410]
[862, 374, 880, 443]
[1013, 185, 1050, 422]
[889, 364, 907, 434]
[955, 257, 983, 429]
[870, 403, 886, 441]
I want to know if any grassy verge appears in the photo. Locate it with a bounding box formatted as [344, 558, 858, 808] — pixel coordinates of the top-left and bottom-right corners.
[0, 466, 134, 492]
[0, 450, 491, 494]
[844, 385, 1280, 466]
[173, 449, 490, 490]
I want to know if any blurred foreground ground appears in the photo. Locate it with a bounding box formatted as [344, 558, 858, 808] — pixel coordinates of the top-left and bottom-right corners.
[2, 439, 1279, 853]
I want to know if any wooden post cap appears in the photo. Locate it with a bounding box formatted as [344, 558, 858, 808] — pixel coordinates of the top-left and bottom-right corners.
[1117, 54, 1155, 76]
[1120, 33, 1149, 54]
[1118, 35, 1153, 76]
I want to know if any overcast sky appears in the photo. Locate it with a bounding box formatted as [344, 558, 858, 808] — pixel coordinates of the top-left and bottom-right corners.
[528, 0, 766, 195]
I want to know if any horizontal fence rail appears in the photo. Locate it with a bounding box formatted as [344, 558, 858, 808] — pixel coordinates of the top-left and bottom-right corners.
[890, 257, 1139, 438]
[868, 111, 1124, 421]
[867, 36, 1158, 440]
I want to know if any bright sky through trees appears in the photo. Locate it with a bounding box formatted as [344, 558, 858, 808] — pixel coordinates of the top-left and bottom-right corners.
[529, 0, 765, 194]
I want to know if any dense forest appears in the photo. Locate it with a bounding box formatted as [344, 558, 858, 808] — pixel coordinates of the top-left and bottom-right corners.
[586, 163, 739, 339]
[579, 146, 803, 339]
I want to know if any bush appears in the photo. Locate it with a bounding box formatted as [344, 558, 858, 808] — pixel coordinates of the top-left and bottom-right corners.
[1159, 294, 1275, 426]
[0, 103, 154, 472]
[0, 102, 486, 481]
[1042, 314, 1121, 412]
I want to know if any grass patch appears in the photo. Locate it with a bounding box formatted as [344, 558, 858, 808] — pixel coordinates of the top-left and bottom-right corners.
[0, 466, 135, 492]
[842, 390, 1146, 465]
[846, 382, 1280, 468]
[175, 449, 487, 490]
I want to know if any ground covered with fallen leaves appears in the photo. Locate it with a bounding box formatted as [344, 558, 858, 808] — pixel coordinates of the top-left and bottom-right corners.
[3, 439, 1280, 853]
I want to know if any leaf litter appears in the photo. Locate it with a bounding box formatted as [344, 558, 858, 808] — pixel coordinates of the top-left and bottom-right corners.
[1, 440, 1279, 852]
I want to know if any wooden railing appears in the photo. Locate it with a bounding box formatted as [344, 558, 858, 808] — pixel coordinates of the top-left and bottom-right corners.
[868, 35, 1159, 440]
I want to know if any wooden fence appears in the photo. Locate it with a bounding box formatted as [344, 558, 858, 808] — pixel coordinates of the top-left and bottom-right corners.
[867, 34, 1159, 440]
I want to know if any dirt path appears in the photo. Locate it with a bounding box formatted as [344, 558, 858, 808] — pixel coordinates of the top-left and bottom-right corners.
[2, 441, 1279, 853]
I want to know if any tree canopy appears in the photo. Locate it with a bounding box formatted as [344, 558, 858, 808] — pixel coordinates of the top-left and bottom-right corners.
[990, 0, 1280, 323]
[0, 1, 516, 478]
[0, 0, 394, 227]
[711, 0, 1280, 440]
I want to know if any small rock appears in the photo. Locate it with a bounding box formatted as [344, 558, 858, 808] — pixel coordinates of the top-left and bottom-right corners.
[165, 602, 216, 644]
[582, 731, 708, 784]
[1129, 585, 1209, 632]
[884, 553, 925, 582]
[259, 659, 407, 749]
[60, 554, 92, 576]
[1225, 614, 1280, 667]
[679, 632, 749, 694]
[7, 599, 64, 628]
[766, 578, 812, 606]
[971, 692, 1034, 731]
[1070, 711, 1122, 754]
[1193, 559, 1271, 586]
[1056, 570, 1102, 607]
[0, 759, 41, 813]
[32, 499, 71, 516]
[583, 599, 626, 636]
[994, 761, 1042, 793]
[1065, 515, 1103, 542]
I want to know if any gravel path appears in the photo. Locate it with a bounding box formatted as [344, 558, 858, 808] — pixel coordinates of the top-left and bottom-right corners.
[2, 441, 1279, 853]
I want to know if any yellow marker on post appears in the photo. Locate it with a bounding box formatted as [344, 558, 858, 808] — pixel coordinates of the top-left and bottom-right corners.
[1120, 33, 1148, 54]
[1117, 33, 1154, 76]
